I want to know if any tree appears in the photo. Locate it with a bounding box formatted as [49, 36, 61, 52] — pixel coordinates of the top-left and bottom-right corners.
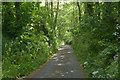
[55, 2, 59, 25]
[77, 2, 81, 22]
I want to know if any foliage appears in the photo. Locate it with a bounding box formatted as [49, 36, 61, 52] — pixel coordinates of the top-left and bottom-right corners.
[2, 33, 53, 78]
[2, 2, 61, 78]
[72, 2, 119, 78]
[2, 2, 33, 37]
[2, 2, 120, 79]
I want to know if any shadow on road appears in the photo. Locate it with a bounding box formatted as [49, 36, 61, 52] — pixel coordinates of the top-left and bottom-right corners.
[24, 45, 86, 78]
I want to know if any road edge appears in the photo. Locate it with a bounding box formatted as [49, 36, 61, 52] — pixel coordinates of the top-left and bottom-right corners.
[70, 45, 88, 78]
[17, 49, 60, 80]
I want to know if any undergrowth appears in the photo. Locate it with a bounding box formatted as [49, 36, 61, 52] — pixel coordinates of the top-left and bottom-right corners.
[2, 32, 60, 78]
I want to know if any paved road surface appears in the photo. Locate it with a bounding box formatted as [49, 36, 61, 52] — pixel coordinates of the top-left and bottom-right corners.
[28, 45, 85, 78]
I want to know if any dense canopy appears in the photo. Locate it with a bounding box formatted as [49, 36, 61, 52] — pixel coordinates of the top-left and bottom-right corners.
[2, 2, 120, 79]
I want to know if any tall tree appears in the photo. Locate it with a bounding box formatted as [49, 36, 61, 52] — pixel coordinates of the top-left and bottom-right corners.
[45, 0, 48, 10]
[51, 1, 53, 18]
[77, 2, 81, 22]
[55, 2, 59, 26]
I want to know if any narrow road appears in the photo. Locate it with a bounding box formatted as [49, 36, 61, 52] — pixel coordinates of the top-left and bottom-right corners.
[28, 45, 85, 78]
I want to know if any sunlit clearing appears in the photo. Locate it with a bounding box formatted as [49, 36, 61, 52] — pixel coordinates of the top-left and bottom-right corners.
[61, 41, 64, 45]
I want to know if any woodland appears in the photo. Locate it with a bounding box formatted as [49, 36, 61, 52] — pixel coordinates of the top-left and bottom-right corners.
[2, 2, 120, 78]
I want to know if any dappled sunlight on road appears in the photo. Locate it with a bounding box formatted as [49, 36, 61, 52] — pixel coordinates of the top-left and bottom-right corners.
[30, 45, 85, 78]
[57, 63, 64, 66]
[67, 51, 71, 53]
[50, 69, 79, 78]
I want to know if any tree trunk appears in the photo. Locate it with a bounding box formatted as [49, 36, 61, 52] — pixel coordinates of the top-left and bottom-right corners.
[77, 2, 81, 22]
[55, 2, 59, 25]
[45, 1, 48, 10]
[51, 1, 53, 18]
[15, 2, 21, 22]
